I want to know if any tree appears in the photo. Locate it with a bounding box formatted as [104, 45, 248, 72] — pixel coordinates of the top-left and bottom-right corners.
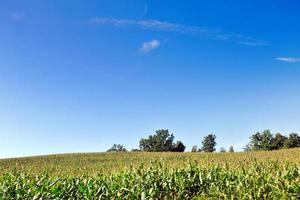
[201, 134, 217, 152]
[107, 144, 127, 152]
[271, 133, 287, 150]
[258, 129, 273, 150]
[284, 133, 300, 148]
[220, 147, 226, 153]
[139, 129, 185, 152]
[249, 130, 273, 151]
[229, 146, 234, 153]
[248, 131, 300, 151]
[172, 141, 186, 152]
[243, 144, 251, 152]
[191, 145, 199, 152]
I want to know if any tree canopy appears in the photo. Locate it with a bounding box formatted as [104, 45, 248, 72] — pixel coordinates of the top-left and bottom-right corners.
[272, 133, 287, 150]
[284, 133, 300, 148]
[139, 129, 185, 152]
[107, 129, 299, 154]
[249, 130, 273, 151]
[247, 130, 300, 151]
[201, 134, 217, 152]
[107, 144, 127, 152]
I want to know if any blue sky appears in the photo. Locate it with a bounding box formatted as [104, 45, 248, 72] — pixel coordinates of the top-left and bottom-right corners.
[1, 0, 300, 158]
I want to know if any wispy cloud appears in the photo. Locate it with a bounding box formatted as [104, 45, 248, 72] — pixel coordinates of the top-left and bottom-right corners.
[10, 12, 25, 21]
[276, 57, 300, 63]
[139, 39, 160, 53]
[90, 17, 268, 46]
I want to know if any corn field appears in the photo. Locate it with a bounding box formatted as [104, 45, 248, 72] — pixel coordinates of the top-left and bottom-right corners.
[1, 148, 299, 177]
[0, 160, 299, 199]
[0, 149, 299, 199]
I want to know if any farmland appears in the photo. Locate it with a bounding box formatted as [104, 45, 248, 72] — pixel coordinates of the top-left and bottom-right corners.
[1, 148, 300, 177]
[0, 148, 299, 199]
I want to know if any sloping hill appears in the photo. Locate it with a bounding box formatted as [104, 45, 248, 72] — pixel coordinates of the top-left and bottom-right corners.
[0, 148, 299, 177]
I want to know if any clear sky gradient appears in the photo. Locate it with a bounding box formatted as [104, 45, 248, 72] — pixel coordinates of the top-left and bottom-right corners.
[1, 0, 300, 158]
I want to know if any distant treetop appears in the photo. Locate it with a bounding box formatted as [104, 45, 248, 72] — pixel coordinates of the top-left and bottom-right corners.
[139, 129, 185, 152]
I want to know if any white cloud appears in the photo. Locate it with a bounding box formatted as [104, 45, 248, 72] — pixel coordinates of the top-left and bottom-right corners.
[10, 12, 25, 21]
[276, 57, 300, 63]
[139, 39, 160, 53]
[90, 17, 268, 46]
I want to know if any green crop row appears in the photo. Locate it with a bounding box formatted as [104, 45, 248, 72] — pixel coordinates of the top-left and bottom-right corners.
[0, 161, 299, 199]
[1, 148, 299, 177]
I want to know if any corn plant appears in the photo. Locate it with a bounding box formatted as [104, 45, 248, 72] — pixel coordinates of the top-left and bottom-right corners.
[0, 160, 299, 199]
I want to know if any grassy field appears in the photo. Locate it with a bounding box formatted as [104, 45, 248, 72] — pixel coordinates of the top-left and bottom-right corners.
[0, 148, 299, 199]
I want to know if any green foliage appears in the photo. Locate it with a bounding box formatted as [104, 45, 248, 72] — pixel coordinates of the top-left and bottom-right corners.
[0, 148, 299, 199]
[248, 130, 300, 151]
[172, 141, 186, 152]
[201, 134, 217, 152]
[0, 161, 299, 199]
[107, 144, 127, 152]
[139, 129, 185, 152]
[272, 133, 287, 149]
[284, 133, 300, 148]
[229, 146, 234, 152]
[249, 130, 273, 151]
[1, 148, 299, 177]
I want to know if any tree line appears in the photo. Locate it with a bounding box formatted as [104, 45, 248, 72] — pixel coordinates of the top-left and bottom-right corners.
[244, 130, 300, 151]
[107, 129, 300, 153]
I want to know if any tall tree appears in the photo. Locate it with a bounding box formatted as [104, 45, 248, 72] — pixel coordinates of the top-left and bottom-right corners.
[229, 146, 234, 153]
[172, 141, 186, 152]
[139, 129, 185, 152]
[271, 133, 287, 150]
[284, 133, 300, 148]
[249, 130, 273, 151]
[191, 145, 199, 152]
[201, 134, 217, 152]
